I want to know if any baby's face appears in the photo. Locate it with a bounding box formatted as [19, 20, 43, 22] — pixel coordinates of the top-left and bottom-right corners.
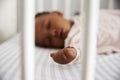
[35, 12, 72, 48]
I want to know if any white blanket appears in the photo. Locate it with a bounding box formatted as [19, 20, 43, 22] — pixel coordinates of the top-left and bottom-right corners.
[0, 34, 120, 80]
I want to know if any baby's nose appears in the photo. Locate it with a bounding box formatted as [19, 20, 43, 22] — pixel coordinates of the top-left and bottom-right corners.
[49, 29, 57, 37]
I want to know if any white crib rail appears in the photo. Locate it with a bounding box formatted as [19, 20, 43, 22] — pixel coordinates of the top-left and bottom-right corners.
[52, 0, 58, 11]
[64, 0, 71, 19]
[21, 0, 35, 80]
[80, 0, 84, 13]
[81, 0, 100, 80]
[36, 0, 44, 12]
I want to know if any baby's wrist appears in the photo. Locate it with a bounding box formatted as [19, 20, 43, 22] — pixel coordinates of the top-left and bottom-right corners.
[65, 46, 81, 65]
[67, 46, 77, 54]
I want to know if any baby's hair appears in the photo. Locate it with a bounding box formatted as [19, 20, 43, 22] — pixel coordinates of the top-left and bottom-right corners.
[35, 12, 50, 18]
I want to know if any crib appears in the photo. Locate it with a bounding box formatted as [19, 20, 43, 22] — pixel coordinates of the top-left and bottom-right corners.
[20, 0, 100, 80]
[0, 0, 120, 80]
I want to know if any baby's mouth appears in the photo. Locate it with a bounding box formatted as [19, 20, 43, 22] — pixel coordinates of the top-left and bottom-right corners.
[56, 29, 66, 39]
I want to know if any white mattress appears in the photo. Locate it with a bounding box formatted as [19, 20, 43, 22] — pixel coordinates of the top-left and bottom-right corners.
[0, 34, 120, 80]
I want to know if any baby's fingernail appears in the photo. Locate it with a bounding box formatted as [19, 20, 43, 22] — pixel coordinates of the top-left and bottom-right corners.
[50, 53, 54, 57]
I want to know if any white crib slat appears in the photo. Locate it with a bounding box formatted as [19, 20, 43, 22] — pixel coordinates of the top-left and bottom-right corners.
[21, 0, 35, 80]
[108, 0, 114, 9]
[80, 0, 84, 13]
[64, 0, 71, 19]
[52, 0, 58, 11]
[37, 0, 44, 12]
[81, 0, 100, 80]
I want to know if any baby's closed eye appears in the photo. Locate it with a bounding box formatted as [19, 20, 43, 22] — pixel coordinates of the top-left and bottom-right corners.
[47, 21, 51, 30]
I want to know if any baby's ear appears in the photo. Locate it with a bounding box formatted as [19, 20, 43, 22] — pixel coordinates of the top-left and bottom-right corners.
[51, 11, 63, 17]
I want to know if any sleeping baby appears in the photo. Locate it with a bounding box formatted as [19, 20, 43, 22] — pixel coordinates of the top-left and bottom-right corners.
[35, 10, 120, 65]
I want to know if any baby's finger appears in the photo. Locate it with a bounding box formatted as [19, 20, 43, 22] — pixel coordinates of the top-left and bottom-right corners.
[50, 52, 57, 57]
[52, 52, 67, 64]
[50, 53, 55, 57]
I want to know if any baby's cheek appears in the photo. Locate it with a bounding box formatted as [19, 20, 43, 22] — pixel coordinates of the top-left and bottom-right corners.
[52, 39, 64, 48]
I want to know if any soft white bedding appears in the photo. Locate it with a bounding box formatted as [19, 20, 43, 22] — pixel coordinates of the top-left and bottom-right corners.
[0, 34, 120, 80]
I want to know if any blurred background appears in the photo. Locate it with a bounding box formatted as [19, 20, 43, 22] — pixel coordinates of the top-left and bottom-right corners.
[0, 0, 120, 44]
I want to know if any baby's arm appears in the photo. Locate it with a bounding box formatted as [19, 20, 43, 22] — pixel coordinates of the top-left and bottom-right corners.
[50, 47, 77, 64]
[97, 26, 120, 54]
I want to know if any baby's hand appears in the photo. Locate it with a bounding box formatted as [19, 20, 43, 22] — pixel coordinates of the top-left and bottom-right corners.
[50, 47, 77, 64]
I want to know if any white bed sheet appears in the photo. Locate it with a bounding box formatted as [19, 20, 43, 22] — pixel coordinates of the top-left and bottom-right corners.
[0, 34, 120, 80]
